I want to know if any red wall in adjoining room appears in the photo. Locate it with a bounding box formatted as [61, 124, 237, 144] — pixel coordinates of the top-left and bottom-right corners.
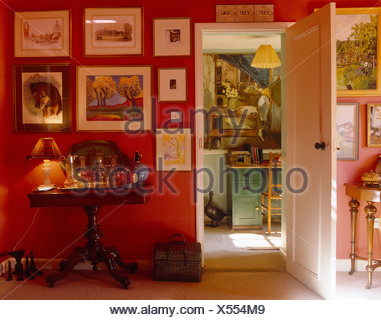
[3, 0, 381, 263]
[0, 1, 11, 257]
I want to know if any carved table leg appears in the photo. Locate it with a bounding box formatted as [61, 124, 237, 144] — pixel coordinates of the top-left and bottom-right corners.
[104, 246, 138, 274]
[46, 246, 87, 287]
[348, 198, 359, 275]
[97, 247, 131, 289]
[365, 201, 376, 289]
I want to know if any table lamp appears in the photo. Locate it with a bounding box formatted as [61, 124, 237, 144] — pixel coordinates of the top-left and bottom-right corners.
[26, 137, 63, 188]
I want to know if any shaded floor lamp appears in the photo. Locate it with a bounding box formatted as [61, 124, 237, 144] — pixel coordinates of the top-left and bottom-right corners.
[26, 137, 63, 189]
[251, 44, 281, 138]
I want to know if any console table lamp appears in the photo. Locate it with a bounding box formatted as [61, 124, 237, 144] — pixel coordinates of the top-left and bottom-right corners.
[26, 138, 63, 188]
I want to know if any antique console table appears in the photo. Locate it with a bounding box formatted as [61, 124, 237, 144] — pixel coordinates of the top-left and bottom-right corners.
[344, 182, 381, 289]
[28, 186, 151, 288]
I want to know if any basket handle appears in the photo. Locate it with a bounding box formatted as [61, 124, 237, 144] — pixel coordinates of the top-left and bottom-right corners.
[169, 233, 186, 244]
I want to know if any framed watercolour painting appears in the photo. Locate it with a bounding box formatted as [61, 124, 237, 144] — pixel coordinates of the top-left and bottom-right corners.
[14, 10, 71, 58]
[153, 18, 191, 57]
[336, 8, 381, 96]
[84, 7, 143, 56]
[13, 64, 71, 132]
[76, 65, 152, 132]
[367, 103, 381, 147]
[156, 128, 192, 171]
[336, 103, 359, 160]
[158, 68, 188, 102]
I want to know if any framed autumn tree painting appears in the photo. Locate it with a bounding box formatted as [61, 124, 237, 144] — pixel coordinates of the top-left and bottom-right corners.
[76, 65, 152, 132]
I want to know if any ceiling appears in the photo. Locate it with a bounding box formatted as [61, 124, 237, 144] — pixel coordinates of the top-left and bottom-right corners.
[202, 32, 282, 53]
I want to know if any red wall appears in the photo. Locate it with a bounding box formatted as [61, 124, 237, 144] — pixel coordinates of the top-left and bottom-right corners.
[0, 1, 10, 257]
[2, 0, 381, 262]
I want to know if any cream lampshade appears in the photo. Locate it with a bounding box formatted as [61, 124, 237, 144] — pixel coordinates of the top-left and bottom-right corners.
[26, 137, 63, 188]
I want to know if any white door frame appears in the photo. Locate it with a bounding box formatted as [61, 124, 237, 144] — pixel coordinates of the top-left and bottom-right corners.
[194, 22, 294, 264]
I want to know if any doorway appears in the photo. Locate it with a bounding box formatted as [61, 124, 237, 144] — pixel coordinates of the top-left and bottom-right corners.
[194, 23, 291, 268]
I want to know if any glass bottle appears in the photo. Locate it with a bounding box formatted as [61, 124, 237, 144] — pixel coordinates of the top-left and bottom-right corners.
[93, 153, 108, 188]
[76, 156, 90, 188]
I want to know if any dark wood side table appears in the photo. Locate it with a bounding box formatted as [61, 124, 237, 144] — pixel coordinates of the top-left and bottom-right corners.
[344, 182, 381, 289]
[28, 185, 152, 288]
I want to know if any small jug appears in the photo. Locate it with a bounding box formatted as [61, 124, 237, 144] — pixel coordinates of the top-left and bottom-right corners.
[59, 154, 79, 188]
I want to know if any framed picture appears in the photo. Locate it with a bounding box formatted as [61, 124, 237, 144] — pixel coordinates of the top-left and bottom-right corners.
[84, 7, 143, 56]
[336, 8, 381, 96]
[367, 103, 381, 147]
[158, 68, 188, 102]
[156, 128, 192, 171]
[336, 103, 359, 160]
[153, 18, 191, 57]
[14, 10, 71, 58]
[76, 65, 152, 132]
[13, 64, 71, 132]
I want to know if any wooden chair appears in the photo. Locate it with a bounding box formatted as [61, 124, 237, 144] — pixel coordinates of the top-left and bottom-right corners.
[261, 152, 282, 233]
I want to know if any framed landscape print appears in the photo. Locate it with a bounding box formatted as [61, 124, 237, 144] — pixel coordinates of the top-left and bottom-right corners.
[76, 65, 152, 132]
[13, 64, 71, 132]
[336, 103, 359, 160]
[156, 128, 192, 171]
[153, 18, 191, 57]
[367, 103, 381, 147]
[158, 68, 188, 102]
[336, 8, 381, 96]
[84, 7, 143, 56]
[14, 10, 71, 58]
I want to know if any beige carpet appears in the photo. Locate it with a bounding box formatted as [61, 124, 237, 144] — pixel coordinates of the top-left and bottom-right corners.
[204, 218, 285, 271]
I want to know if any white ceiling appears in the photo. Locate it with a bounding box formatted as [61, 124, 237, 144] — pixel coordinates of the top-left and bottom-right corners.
[203, 33, 282, 53]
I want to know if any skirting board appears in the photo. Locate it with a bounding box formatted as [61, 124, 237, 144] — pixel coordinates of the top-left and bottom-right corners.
[33, 258, 153, 272]
[336, 259, 381, 272]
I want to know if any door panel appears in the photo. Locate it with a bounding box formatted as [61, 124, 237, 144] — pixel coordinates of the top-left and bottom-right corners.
[285, 3, 336, 299]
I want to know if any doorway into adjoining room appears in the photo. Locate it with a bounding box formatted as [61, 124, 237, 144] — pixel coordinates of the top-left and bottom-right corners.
[200, 30, 285, 271]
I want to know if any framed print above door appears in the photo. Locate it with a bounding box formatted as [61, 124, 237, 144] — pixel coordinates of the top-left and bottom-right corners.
[14, 10, 71, 58]
[336, 8, 381, 96]
[76, 65, 152, 132]
[84, 7, 143, 56]
[13, 64, 71, 132]
[153, 18, 191, 57]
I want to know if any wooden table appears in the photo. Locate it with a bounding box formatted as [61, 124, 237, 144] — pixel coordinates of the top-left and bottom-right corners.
[28, 185, 152, 288]
[344, 182, 381, 289]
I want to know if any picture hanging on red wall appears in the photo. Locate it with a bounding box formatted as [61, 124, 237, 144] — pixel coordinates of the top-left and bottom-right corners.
[14, 10, 71, 58]
[76, 65, 152, 132]
[158, 68, 188, 102]
[156, 128, 192, 171]
[367, 103, 381, 147]
[336, 8, 381, 97]
[13, 64, 71, 133]
[153, 18, 191, 57]
[84, 7, 143, 57]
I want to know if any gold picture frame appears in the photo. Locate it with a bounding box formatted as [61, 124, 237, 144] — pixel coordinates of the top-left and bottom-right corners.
[336, 8, 381, 96]
[367, 103, 381, 147]
[84, 7, 143, 57]
[14, 10, 71, 58]
[76, 65, 152, 132]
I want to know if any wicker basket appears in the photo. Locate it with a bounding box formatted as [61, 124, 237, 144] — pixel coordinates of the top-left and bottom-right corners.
[153, 234, 202, 282]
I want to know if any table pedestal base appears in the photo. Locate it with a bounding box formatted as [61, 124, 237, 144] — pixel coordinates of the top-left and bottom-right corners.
[46, 205, 137, 289]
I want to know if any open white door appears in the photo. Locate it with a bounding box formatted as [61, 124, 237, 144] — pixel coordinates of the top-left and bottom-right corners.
[285, 3, 337, 299]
